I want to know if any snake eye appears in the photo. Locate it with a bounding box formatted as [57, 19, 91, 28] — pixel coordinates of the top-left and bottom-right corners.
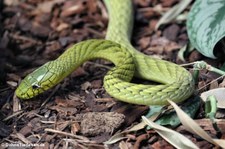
[32, 84, 40, 89]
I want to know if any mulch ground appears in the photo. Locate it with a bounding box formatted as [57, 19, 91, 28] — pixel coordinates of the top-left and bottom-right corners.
[0, 0, 225, 148]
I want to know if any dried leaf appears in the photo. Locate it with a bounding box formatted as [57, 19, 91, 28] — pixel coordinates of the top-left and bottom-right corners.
[176, 43, 185, 59]
[142, 116, 199, 149]
[37, 0, 65, 13]
[104, 131, 128, 145]
[209, 81, 219, 90]
[155, 0, 192, 30]
[71, 122, 81, 134]
[55, 97, 83, 107]
[168, 100, 225, 148]
[61, 1, 84, 17]
[16, 133, 31, 144]
[119, 141, 130, 149]
[6, 81, 17, 88]
[4, 0, 19, 6]
[81, 81, 92, 91]
[201, 88, 225, 109]
[13, 95, 21, 112]
[194, 119, 225, 134]
[219, 78, 225, 87]
[49, 106, 77, 116]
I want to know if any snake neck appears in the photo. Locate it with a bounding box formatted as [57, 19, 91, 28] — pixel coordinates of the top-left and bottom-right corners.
[15, 39, 135, 99]
[104, 0, 134, 51]
[55, 40, 135, 82]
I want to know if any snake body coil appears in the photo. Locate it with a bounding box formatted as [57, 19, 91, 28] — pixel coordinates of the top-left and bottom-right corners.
[15, 0, 194, 105]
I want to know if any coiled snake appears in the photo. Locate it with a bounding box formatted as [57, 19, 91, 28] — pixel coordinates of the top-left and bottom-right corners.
[15, 0, 194, 105]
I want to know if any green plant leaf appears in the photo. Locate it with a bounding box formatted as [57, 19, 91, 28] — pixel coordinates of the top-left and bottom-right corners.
[187, 0, 225, 58]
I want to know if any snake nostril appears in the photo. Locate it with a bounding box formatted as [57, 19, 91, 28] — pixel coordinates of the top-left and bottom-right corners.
[32, 84, 40, 89]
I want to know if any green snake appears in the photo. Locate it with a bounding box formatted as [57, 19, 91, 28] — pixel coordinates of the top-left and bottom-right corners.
[15, 0, 194, 105]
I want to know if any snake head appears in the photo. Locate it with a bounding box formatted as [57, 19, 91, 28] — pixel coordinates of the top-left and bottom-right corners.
[15, 62, 62, 99]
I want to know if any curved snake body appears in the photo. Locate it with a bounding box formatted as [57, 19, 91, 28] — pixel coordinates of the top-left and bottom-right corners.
[15, 0, 194, 105]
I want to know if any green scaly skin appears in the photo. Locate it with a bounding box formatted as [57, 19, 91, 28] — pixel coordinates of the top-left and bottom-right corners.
[15, 0, 194, 105]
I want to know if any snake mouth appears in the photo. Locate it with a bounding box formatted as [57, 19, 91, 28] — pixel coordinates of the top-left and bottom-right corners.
[15, 87, 29, 99]
[15, 76, 46, 99]
[15, 85, 46, 100]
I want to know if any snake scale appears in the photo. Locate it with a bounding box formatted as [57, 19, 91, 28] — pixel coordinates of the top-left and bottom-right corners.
[15, 0, 194, 105]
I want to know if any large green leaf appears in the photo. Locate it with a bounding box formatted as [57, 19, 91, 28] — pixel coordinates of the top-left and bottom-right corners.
[187, 0, 225, 58]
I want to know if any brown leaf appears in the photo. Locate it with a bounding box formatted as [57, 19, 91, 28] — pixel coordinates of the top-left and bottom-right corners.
[6, 81, 17, 88]
[37, 0, 65, 13]
[13, 95, 21, 112]
[81, 81, 92, 91]
[119, 141, 132, 149]
[113, 104, 149, 127]
[209, 81, 219, 90]
[219, 78, 225, 87]
[71, 122, 81, 134]
[45, 41, 61, 53]
[55, 97, 83, 108]
[91, 79, 102, 89]
[145, 46, 164, 54]
[56, 121, 70, 131]
[16, 133, 31, 144]
[151, 36, 170, 47]
[138, 37, 151, 49]
[164, 42, 181, 52]
[195, 119, 225, 134]
[55, 22, 69, 32]
[61, 1, 85, 17]
[87, 0, 97, 15]
[71, 67, 87, 77]
[152, 139, 174, 149]
[19, 124, 32, 136]
[163, 24, 180, 41]
[189, 50, 203, 62]
[50, 106, 77, 116]
[161, 0, 179, 7]
[18, 17, 32, 32]
[31, 22, 51, 38]
[4, 0, 19, 6]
